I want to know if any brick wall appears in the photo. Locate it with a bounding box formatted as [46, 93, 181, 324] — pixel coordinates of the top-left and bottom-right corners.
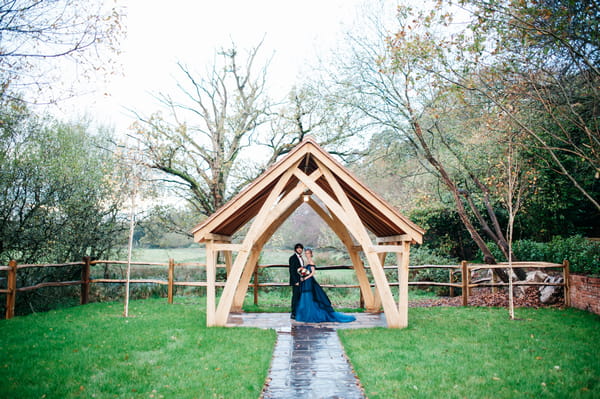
[569, 274, 600, 315]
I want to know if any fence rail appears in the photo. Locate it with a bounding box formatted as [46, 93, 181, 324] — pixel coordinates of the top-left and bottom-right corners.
[0, 257, 569, 319]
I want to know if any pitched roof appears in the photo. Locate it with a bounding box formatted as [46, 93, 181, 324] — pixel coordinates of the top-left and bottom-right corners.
[191, 137, 424, 243]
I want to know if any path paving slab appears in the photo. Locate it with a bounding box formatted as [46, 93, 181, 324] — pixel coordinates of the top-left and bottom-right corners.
[226, 313, 386, 399]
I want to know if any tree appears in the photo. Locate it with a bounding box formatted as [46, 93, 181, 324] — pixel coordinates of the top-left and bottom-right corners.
[328, 3, 528, 280]
[132, 42, 271, 216]
[133, 42, 365, 219]
[0, 102, 126, 263]
[443, 0, 600, 211]
[0, 98, 127, 312]
[0, 0, 124, 100]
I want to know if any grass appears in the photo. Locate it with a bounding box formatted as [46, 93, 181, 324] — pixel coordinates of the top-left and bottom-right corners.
[339, 307, 600, 399]
[2, 293, 599, 398]
[0, 297, 275, 399]
[129, 246, 206, 263]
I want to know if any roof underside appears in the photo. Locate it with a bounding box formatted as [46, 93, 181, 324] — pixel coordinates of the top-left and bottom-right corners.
[192, 139, 424, 242]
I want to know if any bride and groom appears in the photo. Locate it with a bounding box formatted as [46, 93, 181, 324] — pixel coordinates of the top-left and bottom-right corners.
[289, 243, 355, 323]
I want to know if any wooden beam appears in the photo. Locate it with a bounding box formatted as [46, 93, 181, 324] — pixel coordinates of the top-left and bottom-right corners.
[223, 250, 233, 277]
[315, 159, 401, 327]
[310, 150, 424, 243]
[370, 245, 406, 253]
[297, 165, 401, 327]
[213, 163, 303, 326]
[192, 146, 311, 240]
[214, 169, 323, 326]
[203, 233, 232, 242]
[232, 198, 304, 310]
[376, 235, 412, 244]
[213, 243, 244, 252]
[307, 199, 375, 309]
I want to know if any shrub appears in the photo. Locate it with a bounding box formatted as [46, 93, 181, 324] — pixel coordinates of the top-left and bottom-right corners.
[485, 235, 599, 276]
[407, 246, 458, 295]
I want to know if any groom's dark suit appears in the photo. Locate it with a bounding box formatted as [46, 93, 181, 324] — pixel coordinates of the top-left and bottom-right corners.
[289, 252, 303, 318]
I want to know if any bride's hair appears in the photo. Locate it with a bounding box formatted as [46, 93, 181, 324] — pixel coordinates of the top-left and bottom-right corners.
[305, 247, 314, 255]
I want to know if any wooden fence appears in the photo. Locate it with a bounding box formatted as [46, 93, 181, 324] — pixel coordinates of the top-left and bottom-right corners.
[0, 258, 569, 319]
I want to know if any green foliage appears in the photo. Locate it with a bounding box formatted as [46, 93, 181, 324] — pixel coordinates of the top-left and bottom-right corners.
[135, 205, 197, 248]
[0, 102, 126, 264]
[0, 298, 275, 398]
[407, 246, 457, 295]
[487, 236, 599, 276]
[0, 99, 127, 315]
[340, 307, 600, 398]
[409, 204, 478, 260]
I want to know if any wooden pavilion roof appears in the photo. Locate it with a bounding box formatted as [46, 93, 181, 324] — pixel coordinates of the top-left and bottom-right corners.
[191, 137, 424, 244]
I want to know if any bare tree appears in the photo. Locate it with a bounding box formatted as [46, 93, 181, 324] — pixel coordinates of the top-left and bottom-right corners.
[132, 42, 270, 215]
[329, 4, 528, 280]
[0, 0, 124, 101]
[133, 41, 368, 219]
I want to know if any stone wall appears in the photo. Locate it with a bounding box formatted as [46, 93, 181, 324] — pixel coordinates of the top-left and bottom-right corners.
[569, 274, 600, 315]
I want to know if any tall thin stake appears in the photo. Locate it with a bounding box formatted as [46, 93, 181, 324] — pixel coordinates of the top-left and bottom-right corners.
[124, 191, 135, 317]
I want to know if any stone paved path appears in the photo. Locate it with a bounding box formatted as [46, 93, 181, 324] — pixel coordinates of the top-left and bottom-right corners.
[226, 313, 387, 399]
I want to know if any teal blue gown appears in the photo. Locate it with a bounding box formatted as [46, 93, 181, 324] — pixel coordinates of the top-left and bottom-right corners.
[295, 264, 356, 323]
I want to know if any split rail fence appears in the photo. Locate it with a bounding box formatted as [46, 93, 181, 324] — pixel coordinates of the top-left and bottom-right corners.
[0, 257, 570, 319]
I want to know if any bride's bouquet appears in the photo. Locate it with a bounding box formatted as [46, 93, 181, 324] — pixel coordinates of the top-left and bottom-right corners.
[297, 267, 310, 277]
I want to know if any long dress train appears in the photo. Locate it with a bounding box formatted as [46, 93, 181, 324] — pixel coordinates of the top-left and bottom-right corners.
[295, 264, 356, 323]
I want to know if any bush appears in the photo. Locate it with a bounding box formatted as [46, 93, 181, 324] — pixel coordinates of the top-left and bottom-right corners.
[486, 235, 599, 276]
[406, 246, 458, 295]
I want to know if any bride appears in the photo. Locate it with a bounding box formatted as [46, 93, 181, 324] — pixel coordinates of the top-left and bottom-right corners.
[295, 247, 356, 323]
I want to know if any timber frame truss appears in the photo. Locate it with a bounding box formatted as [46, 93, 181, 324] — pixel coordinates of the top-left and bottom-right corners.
[191, 137, 424, 328]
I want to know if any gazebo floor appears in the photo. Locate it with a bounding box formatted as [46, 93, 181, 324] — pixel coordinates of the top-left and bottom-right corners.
[226, 312, 387, 330]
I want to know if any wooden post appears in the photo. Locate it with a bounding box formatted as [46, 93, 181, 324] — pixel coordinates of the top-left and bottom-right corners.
[563, 259, 570, 307]
[81, 257, 91, 305]
[168, 258, 175, 304]
[206, 241, 217, 326]
[449, 269, 454, 297]
[461, 261, 468, 307]
[5, 260, 17, 319]
[253, 264, 259, 306]
[397, 241, 411, 328]
[223, 251, 233, 278]
[467, 269, 472, 297]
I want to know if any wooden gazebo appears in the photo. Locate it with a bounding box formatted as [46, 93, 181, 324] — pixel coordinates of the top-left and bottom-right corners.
[191, 137, 424, 328]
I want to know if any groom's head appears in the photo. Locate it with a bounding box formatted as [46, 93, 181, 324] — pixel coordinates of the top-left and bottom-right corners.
[294, 243, 304, 255]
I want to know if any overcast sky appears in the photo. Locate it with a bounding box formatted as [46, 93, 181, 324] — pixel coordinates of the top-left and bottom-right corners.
[58, 0, 378, 134]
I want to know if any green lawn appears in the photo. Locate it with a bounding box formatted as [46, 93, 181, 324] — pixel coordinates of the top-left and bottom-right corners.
[2, 297, 599, 399]
[0, 298, 275, 399]
[339, 307, 600, 399]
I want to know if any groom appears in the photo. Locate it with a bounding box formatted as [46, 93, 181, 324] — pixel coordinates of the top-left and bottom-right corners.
[289, 243, 304, 319]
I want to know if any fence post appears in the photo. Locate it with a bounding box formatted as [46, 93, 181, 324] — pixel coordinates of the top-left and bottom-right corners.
[81, 257, 91, 305]
[449, 269, 454, 297]
[253, 265, 259, 306]
[563, 259, 570, 307]
[461, 261, 468, 307]
[168, 258, 175, 304]
[5, 260, 17, 319]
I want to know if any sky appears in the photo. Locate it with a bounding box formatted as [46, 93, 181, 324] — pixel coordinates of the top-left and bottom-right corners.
[59, 0, 375, 135]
